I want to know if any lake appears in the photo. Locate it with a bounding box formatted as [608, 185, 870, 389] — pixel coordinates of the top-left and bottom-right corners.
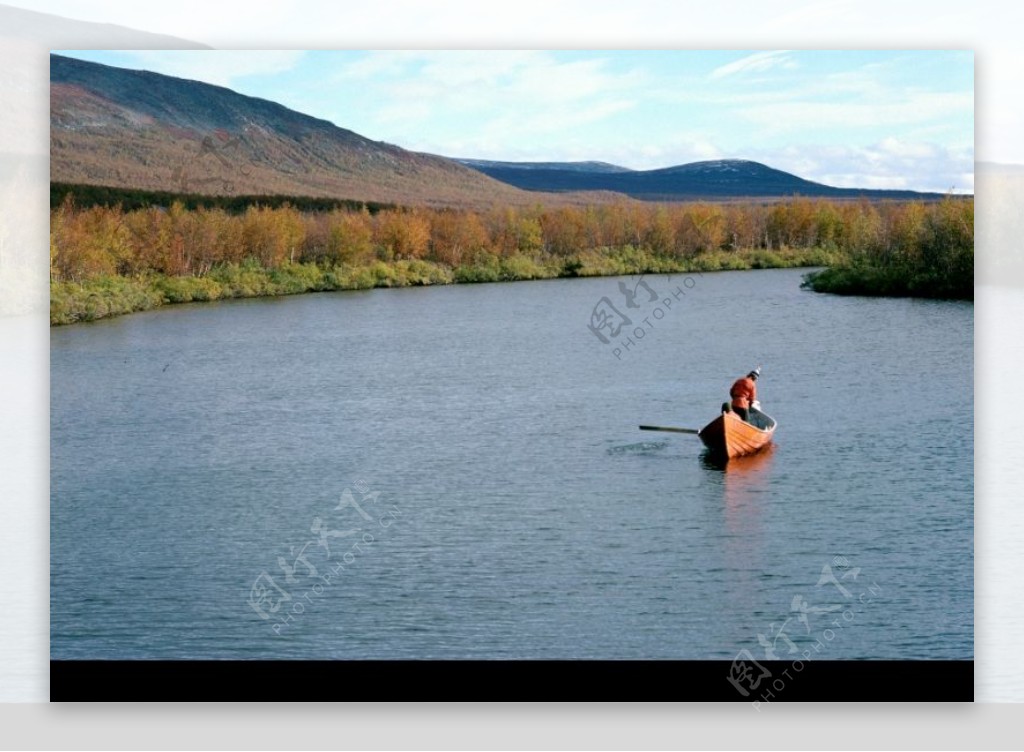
[50, 268, 973, 660]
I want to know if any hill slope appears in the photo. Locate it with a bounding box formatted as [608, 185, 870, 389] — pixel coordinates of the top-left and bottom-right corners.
[456, 157, 949, 201]
[49, 54, 562, 208]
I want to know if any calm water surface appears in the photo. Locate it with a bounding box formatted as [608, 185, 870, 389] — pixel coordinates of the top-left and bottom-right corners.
[51, 268, 973, 659]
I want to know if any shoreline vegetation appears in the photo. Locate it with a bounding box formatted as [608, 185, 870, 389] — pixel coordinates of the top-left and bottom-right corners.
[50, 189, 973, 326]
[50, 248, 834, 326]
[800, 196, 973, 300]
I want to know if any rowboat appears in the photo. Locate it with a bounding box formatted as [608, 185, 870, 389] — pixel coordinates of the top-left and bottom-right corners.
[697, 404, 777, 460]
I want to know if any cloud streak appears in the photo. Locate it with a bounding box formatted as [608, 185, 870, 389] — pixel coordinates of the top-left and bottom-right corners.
[710, 50, 796, 79]
[740, 91, 973, 132]
[115, 50, 306, 88]
[325, 50, 645, 155]
[757, 141, 974, 193]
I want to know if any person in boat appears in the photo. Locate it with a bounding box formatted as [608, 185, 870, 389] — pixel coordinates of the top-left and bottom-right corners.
[729, 367, 761, 423]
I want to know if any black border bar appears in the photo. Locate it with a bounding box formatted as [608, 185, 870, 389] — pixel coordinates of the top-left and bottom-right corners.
[51, 660, 972, 702]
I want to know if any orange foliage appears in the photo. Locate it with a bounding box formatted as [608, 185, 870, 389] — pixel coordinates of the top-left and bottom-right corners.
[49, 197, 973, 284]
[375, 210, 431, 260]
[430, 210, 489, 266]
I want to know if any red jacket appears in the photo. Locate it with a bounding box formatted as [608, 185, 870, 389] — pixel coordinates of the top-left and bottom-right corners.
[730, 377, 757, 410]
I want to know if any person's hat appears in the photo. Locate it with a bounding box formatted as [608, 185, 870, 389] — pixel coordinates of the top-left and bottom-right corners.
[748, 367, 761, 379]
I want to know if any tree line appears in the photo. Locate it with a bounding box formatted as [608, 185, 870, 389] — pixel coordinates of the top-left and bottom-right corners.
[50, 193, 973, 289]
[50, 182, 394, 216]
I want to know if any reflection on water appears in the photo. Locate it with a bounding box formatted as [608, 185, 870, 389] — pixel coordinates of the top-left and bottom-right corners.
[699, 444, 777, 550]
[700, 444, 778, 651]
[703, 443, 777, 534]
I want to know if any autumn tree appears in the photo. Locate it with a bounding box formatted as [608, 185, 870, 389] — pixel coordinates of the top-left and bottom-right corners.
[540, 207, 588, 256]
[813, 201, 845, 251]
[643, 206, 677, 255]
[375, 210, 431, 260]
[52, 203, 129, 281]
[677, 203, 726, 255]
[241, 204, 306, 267]
[326, 208, 374, 265]
[429, 210, 490, 266]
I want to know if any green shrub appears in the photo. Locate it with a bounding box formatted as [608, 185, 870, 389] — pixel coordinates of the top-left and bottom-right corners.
[156, 275, 224, 303]
[51, 276, 164, 325]
[209, 259, 274, 297]
[268, 262, 329, 295]
[498, 255, 551, 281]
[454, 253, 502, 283]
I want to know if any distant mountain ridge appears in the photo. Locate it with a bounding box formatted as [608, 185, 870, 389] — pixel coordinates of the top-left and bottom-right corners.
[456, 158, 634, 174]
[454, 157, 950, 201]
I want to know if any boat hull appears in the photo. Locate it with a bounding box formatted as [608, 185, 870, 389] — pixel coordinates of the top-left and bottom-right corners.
[698, 408, 776, 459]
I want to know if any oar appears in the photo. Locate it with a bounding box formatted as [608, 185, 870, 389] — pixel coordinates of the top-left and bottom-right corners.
[639, 425, 700, 435]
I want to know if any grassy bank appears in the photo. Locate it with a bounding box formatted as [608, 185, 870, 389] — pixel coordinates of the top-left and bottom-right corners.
[50, 246, 835, 326]
[49, 193, 973, 323]
[800, 197, 973, 300]
[800, 264, 973, 300]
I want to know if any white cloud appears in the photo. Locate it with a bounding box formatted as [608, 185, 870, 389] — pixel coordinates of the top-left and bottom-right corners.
[331, 50, 644, 150]
[876, 137, 940, 160]
[344, 50, 643, 109]
[823, 174, 911, 190]
[709, 50, 795, 80]
[401, 99, 639, 161]
[740, 91, 973, 131]
[482, 99, 637, 140]
[757, 141, 974, 193]
[116, 50, 306, 88]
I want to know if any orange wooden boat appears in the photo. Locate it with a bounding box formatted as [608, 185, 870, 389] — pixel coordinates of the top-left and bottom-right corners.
[698, 404, 777, 460]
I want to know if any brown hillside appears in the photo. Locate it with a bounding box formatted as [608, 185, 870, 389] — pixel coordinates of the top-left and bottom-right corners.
[50, 54, 616, 209]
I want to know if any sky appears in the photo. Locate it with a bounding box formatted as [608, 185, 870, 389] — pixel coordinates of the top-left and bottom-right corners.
[56, 49, 974, 193]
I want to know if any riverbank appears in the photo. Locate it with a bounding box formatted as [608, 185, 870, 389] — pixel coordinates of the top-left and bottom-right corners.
[801, 265, 973, 300]
[801, 197, 974, 301]
[50, 246, 835, 325]
[50, 194, 974, 324]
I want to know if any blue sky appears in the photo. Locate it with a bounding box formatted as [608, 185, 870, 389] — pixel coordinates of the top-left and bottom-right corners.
[57, 49, 974, 193]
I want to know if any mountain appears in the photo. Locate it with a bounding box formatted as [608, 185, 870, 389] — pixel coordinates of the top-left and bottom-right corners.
[456, 157, 949, 201]
[49, 54, 568, 209]
[455, 158, 634, 174]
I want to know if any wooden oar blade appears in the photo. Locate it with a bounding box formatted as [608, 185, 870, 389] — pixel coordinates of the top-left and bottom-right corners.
[639, 425, 700, 435]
